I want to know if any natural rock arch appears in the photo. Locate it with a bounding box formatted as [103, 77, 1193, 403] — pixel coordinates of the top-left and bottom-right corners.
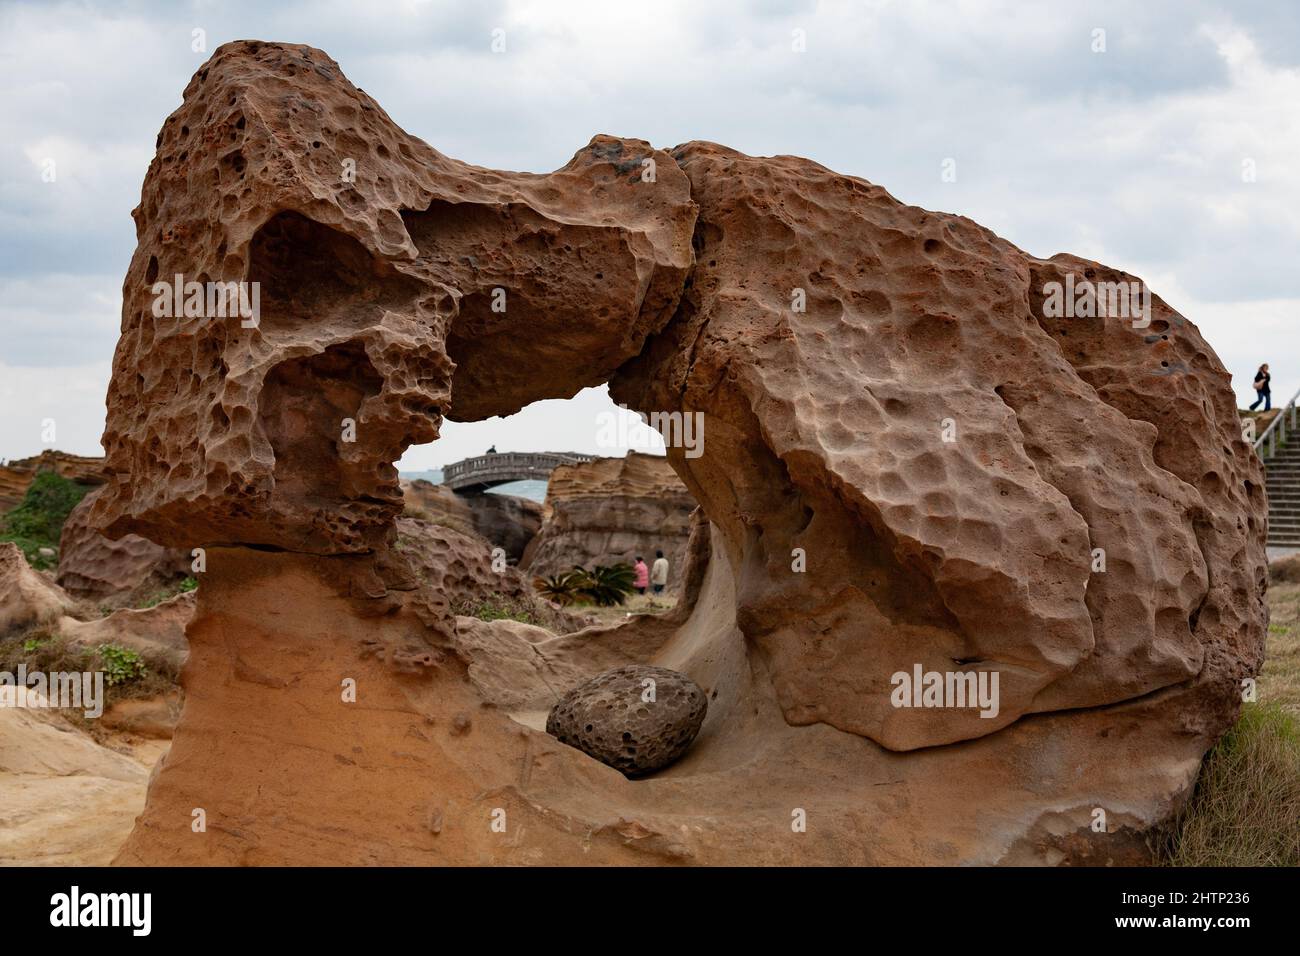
[98, 41, 1265, 865]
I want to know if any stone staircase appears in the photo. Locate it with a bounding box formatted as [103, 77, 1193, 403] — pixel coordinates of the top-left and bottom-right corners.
[1255, 404, 1300, 547]
[1265, 437, 1300, 547]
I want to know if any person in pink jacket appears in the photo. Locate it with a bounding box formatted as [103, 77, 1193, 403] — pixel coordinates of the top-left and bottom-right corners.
[633, 556, 649, 595]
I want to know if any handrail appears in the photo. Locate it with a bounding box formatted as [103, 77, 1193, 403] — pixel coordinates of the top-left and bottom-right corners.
[1253, 385, 1300, 460]
[441, 451, 596, 486]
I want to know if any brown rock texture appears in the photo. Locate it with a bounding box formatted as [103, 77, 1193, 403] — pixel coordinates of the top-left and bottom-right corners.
[0, 451, 104, 512]
[1270, 552, 1300, 584]
[523, 452, 695, 587]
[56, 488, 191, 603]
[613, 141, 1265, 749]
[394, 516, 590, 633]
[57, 592, 195, 674]
[402, 479, 543, 561]
[547, 665, 708, 777]
[98, 41, 1265, 867]
[90, 40, 694, 555]
[0, 704, 154, 865]
[0, 543, 73, 636]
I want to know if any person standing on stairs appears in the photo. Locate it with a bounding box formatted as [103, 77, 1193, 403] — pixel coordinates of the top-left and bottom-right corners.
[1251, 364, 1272, 412]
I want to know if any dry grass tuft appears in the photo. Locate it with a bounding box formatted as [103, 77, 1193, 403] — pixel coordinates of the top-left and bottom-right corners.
[1154, 577, 1300, 865]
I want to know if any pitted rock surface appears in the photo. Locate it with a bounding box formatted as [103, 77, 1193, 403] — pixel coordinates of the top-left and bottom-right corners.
[102, 41, 1266, 867]
[90, 41, 693, 556]
[547, 665, 708, 777]
[57, 488, 190, 601]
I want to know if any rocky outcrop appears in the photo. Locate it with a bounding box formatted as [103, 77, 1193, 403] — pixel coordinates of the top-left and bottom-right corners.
[523, 453, 695, 587]
[0, 451, 104, 513]
[394, 516, 590, 633]
[614, 141, 1265, 751]
[89, 39, 694, 557]
[0, 542, 73, 636]
[57, 592, 195, 674]
[402, 479, 542, 561]
[100, 42, 1265, 867]
[0, 702, 153, 865]
[547, 665, 708, 776]
[56, 488, 191, 603]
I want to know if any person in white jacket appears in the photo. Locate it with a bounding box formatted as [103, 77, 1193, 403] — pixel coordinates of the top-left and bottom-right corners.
[650, 550, 669, 595]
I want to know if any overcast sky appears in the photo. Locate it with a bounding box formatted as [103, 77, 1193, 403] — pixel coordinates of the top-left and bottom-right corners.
[1, 0, 1296, 469]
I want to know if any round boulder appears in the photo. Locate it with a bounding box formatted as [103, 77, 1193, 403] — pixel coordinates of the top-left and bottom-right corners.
[546, 665, 707, 777]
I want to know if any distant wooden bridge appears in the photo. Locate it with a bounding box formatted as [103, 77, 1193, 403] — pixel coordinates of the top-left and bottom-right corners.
[442, 451, 596, 494]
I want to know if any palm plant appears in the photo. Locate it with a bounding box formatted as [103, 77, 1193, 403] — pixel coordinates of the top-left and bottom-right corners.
[576, 562, 636, 606]
[533, 569, 586, 606]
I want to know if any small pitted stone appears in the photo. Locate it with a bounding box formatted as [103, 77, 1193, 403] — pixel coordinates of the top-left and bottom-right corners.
[546, 665, 707, 777]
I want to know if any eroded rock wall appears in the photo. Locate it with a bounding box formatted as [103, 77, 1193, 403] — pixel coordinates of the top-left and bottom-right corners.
[90, 40, 695, 556]
[611, 141, 1264, 749]
[57, 488, 192, 603]
[402, 479, 543, 562]
[99, 41, 1265, 866]
[522, 453, 695, 588]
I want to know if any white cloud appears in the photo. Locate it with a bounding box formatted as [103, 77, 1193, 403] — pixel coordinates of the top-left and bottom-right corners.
[0, 360, 110, 462]
[397, 386, 664, 470]
[1, 0, 1297, 462]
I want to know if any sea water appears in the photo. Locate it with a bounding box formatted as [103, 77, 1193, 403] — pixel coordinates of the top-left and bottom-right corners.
[399, 468, 547, 504]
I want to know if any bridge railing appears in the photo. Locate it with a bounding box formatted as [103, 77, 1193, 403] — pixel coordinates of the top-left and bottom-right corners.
[442, 451, 596, 487]
[1253, 386, 1300, 461]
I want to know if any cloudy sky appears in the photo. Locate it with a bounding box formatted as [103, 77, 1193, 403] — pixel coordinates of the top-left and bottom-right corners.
[1, 0, 1296, 469]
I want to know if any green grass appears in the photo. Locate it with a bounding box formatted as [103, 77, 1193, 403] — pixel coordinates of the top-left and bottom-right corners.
[452, 593, 540, 626]
[0, 628, 179, 738]
[1152, 579, 1300, 866]
[0, 472, 90, 570]
[1155, 702, 1300, 866]
[135, 575, 197, 609]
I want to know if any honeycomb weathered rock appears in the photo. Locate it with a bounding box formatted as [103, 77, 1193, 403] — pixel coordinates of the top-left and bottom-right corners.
[546, 665, 708, 777]
[57, 488, 190, 602]
[103, 41, 1266, 866]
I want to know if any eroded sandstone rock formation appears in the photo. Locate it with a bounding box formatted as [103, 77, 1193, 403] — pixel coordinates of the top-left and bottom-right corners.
[522, 452, 696, 589]
[0, 543, 74, 636]
[392, 516, 591, 633]
[99, 41, 1266, 866]
[57, 488, 191, 604]
[401, 479, 543, 562]
[0, 451, 104, 513]
[57, 592, 194, 674]
[0, 702, 153, 865]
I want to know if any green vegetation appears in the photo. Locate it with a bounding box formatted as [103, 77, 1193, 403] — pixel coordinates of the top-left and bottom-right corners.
[97, 643, 147, 686]
[579, 563, 637, 606]
[533, 563, 636, 607]
[0, 629, 177, 738]
[0, 472, 90, 569]
[0, 630, 153, 690]
[534, 569, 587, 606]
[1155, 702, 1300, 866]
[1154, 578, 1300, 866]
[453, 593, 540, 626]
[135, 575, 198, 609]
